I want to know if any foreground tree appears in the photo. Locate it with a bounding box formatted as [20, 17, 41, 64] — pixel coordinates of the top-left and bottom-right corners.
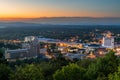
[53, 63, 85, 80]
[0, 48, 6, 63]
[0, 64, 12, 80]
[10, 64, 44, 80]
[85, 51, 118, 80]
[108, 65, 120, 80]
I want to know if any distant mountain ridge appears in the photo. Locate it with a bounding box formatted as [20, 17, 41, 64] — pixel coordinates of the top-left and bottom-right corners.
[0, 17, 120, 25]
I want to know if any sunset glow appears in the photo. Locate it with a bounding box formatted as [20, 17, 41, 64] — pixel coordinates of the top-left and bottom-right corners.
[0, 0, 120, 19]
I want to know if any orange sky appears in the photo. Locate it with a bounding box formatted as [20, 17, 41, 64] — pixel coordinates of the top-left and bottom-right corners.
[0, 11, 113, 19]
[0, 0, 120, 19]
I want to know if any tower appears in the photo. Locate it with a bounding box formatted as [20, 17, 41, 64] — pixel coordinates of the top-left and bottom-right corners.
[29, 36, 40, 58]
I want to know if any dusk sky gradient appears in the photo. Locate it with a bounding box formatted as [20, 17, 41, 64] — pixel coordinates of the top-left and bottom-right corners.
[0, 0, 120, 18]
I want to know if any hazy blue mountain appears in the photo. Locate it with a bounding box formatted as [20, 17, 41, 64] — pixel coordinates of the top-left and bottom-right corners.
[0, 17, 120, 27]
[27, 17, 120, 25]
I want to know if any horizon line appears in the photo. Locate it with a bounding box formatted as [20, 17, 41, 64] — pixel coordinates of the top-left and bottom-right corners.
[0, 16, 120, 19]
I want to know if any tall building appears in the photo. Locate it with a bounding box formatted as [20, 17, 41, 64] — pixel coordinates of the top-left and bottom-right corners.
[102, 33, 114, 48]
[29, 37, 40, 57]
[5, 36, 40, 61]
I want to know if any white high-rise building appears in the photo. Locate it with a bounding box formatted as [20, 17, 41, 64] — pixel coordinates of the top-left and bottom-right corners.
[24, 36, 36, 42]
[102, 36, 114, 48]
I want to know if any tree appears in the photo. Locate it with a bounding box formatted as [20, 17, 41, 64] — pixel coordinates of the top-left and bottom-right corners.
[38, 62, 58, 80]
[41, 55, 70, 80]
[108, 65, 120, 80]
[0, 48, 5, 58]
[85, 62, 99, 80]
[103, 51, 118, 74]
[76, 59, 94, 68]
[0, 50, 3, 58]
[85, 51, 118, 80]
[53, 63, 85, 80]
[0, 48, 6, 63]
[0, 64, 12, 80]
[10, 64, 44, 80]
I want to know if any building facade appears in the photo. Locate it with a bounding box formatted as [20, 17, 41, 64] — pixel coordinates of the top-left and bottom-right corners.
[102, 36, 114, 48]
[5, 36, 40, 61]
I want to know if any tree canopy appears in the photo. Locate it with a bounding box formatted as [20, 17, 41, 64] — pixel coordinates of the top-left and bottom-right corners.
[53, 63, 85, 80]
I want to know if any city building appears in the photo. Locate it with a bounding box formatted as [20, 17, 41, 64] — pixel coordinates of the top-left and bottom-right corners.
[64, 53, 86, 61]
[5, 36, 40, 61]
[24, 36, 36, 42]
[102, 32, 114, 48]
[87, 52, 96, 59]
[115, 48, 120, 56]
[5, 49, 29, 61]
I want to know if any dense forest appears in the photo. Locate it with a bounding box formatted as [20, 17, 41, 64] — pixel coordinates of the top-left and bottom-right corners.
[0, 25, 120, 41]
[0, 50, 120, 80]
